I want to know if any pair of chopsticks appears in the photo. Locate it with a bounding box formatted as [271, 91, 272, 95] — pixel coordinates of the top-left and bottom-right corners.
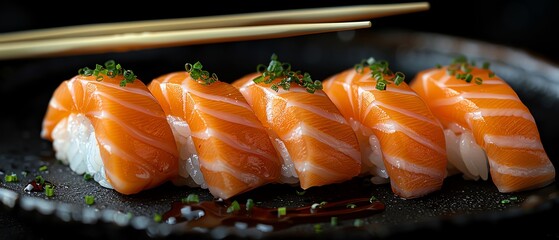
[0, 2, 429, 60]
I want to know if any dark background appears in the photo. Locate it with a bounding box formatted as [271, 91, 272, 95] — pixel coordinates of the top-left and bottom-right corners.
[1, 1, 559, 239]
[1, 0, 558, 63]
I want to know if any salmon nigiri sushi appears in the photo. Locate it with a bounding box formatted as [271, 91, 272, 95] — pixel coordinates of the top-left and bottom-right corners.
[323, 58, 447, 199]
[232, 54, 361, 190]
[148, 62, 282, 199]
[410, 57, 555, 192]
[41, 60, 179, 195]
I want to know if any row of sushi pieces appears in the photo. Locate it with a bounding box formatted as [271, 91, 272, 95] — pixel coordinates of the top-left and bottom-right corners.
[41, 54, 556, 199]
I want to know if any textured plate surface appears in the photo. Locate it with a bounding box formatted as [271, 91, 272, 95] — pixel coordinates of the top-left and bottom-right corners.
[1, 30, 558, 239]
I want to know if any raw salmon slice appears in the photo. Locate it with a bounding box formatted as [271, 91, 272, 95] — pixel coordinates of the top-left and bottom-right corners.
[149, 70, 282, 199]
[323, 62, 447, 198]
[410, 61, 555, 192]
[42, 69, 179, 195]
[233, 73, 361, 190]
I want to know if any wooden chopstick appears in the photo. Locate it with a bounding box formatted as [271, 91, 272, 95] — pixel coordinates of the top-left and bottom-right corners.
[0, 2, 429, 43]
[0, 21, 371, 60]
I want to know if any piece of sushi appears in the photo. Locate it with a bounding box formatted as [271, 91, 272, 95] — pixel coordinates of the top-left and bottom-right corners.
[322, 58, 447, 199]
[410, 57, 556, 192]
[232, 54, 362, 190]
[41, 61, 179, 195]
[148, 62, 282, 199]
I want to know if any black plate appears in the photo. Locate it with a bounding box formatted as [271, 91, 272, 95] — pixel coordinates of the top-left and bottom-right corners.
[1, 30, 558, 239]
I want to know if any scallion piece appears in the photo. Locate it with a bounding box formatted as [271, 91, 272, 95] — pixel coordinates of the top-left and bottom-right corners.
[153, 213, 162, 223]
[227, 200, 241, 213]
[482, 62, 490, 69]
[314, 223, 322, 233]
[330, 217, 338, 226]
[354, 219, 364, 227]
[83, 173, 93, 181]
[35, 175, 45, 185]
[85, 195, 95, 205]
[4, 173, 18, 183]
[45, 185, 54, 197]
[182, 193, 199, 204]
[39, 165, 48, 172]
[369, 195, 377, 203]
[501, 199, 511, 204]
[246, 199, 255, 211]
[277, 207, 287, 217]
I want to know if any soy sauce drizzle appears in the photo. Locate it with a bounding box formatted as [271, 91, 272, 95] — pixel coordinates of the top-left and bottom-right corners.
[162, 198, 384, 231]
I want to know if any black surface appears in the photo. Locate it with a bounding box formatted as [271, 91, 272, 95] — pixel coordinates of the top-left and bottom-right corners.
[1, 30, 559, 239]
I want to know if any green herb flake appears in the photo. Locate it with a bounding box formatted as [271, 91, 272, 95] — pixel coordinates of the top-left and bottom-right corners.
[83, 173, 93, 181]
[227, 200, 241, 213]
[500, 199, 511, 204]
[153, 213, 162, 223]
[354, 219, 365, 227]
[85, 195, 95, 205]
[35, 175, 45, 185]
[185, 61, 219, 85]
[246, 199, 255, 211]
[489, 72, 496, 78]
[45, 185, 54, 197]
[314, 223, 323, 233]
[39, 165, 48, 172]
[369, 195, 377, 203]
[4, 173, 18, 183]
[277, 207, 287, 217]
[482, 62, 490, 69]
[330, 217, 338, 226]
[295, 189, 306, 196]
[253, 54, 322, 93]
[182, 193, 199, 204]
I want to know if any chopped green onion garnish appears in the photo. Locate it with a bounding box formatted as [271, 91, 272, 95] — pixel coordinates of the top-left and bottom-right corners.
[369, 196, 377, 203]
[254, 54, 322, 93]
[488, 72, 495, 78]
[346, 204, 357, 209]
[330, 217, 338, 226]
[39, 165, 48, 172]
[45, 185, 54, 197]
[295, 190, 306, 196]
[227, 200, 241, 213]
[314, 223, 322, 233]
[375, 81, 387, 90]
[465, 73, 473, 83]
[277, 207, 287, 217]
[354, 219, 364, 227]
[4, 173, 18, 183]
[182, 193, 199, 204]
[509, 196, 518, 201]
[85, 195, 95, 205]
[153, 213, 162, 223]
[185, 61, 219, 85]
[246, 199, 255, 211]
[35, 175, 45, 185]
[500, 199, 511, 204]
[83, 173, 93, 181]
[21, 171, 28, 177]
[475, 77, 483, 85]
[482, 62, 490, 69]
